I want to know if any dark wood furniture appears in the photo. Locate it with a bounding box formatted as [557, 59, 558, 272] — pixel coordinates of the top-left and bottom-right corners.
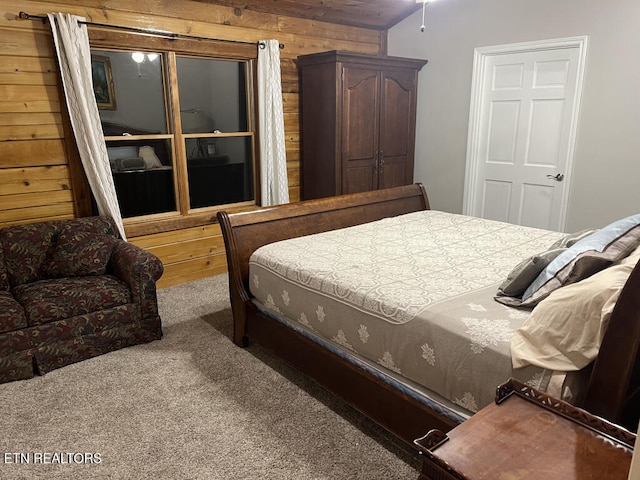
[113, 167, 175, 217]
[414, 378, 636, 480]
[187, 158, 248, 208]
[112, 157, 248, 217]
[297, 51, 427, 200]
[217, 183, 640, 448]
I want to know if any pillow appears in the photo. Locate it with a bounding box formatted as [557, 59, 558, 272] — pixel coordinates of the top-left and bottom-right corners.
[0, 223, 57, 286]
[549, 228, 599, 249]
[497, 247, 565, 297]
[139, 145, 162, 169]
[107, 146, 138, 160]
[499, 213, 640, 307]
[45, 229, 115, 278]
[116, 157, 146, 171]
[511, 244, 640, 371]
[496, 229, 599, 300]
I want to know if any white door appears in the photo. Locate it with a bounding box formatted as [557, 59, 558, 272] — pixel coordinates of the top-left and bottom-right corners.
[463, 37, 587, 231]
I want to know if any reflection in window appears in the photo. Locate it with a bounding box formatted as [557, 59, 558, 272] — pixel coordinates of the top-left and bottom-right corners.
[93, 49, 175, 219]
[176, 56, 254, 209]
[93, 50, 167, 134]
[187, 137, 254, 208]
[106, 138, 175, 217]
[176, 57, 248, 133]
[90, 48, 256, 219]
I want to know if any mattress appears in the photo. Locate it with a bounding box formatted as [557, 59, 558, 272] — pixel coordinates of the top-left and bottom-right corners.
[248, 210, 570, 415]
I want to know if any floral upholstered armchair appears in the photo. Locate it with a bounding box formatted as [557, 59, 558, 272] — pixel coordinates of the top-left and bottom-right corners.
[0, 216, 163, 383]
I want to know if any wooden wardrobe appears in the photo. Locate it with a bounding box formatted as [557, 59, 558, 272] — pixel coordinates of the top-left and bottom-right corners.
[297, 51, 427, 200]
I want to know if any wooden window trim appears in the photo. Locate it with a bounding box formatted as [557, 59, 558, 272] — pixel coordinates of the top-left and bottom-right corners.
[85, 28, 260, 237]
[88, 29, 258, 60]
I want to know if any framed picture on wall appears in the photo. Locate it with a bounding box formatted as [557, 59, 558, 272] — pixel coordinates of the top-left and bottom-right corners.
[91, 55, 117, 110]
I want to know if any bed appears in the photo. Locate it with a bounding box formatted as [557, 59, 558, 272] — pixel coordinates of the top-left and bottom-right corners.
[217, 183, 640, 447]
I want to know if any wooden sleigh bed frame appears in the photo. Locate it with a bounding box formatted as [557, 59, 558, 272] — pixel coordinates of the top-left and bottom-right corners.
[217, 183, 640, 447]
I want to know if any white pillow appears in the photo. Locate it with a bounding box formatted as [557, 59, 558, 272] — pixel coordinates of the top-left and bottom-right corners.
[510, 244, 640, 371]
[139, 145, 162, 169]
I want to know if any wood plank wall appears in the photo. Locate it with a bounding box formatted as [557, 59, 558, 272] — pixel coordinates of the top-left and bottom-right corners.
[0, 0, 384, 288]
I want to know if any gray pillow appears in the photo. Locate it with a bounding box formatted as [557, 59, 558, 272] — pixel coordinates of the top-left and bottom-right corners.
[496, 229, 598, 298]
[497, 247, 566, 297]
[549, 228, 599, 249]
[498, 213, 640, 308]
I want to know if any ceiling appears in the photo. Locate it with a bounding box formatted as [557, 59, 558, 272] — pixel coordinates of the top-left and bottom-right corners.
[192, 0, 423, 30]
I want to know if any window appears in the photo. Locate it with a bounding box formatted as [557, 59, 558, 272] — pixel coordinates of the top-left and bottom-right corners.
[176, 56, 254, 209]
[90, 39, 256, 224]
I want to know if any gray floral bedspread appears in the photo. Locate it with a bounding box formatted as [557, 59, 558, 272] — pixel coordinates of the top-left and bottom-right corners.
[249, 211, 568, 414]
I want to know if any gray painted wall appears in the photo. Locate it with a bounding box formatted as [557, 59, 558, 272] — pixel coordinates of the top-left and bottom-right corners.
[388, 0, 640, 232]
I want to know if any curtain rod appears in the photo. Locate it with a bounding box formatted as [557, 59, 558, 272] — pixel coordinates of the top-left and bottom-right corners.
[17, 11, 284, 49]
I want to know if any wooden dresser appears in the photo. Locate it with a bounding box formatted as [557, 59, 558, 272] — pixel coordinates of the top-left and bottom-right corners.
[297, 51, 427, 200]
[414, 379, 635, 480]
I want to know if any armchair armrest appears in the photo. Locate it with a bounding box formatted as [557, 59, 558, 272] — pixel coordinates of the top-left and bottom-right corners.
[109, 240, 163, 318]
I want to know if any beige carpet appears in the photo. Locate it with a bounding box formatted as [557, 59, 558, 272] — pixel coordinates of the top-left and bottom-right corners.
[1, 274, 420, 479]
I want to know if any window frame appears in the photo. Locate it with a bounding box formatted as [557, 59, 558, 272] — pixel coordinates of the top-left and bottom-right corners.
[88, 29, 260, 237]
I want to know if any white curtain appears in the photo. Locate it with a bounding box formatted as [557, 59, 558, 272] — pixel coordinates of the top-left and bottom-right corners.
[47, 13, 126, 239]
[257, 40, 289, 206]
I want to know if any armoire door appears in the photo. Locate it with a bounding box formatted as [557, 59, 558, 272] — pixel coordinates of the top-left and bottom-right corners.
[378, 68, 418, 190]
[341, 66, 380, 194]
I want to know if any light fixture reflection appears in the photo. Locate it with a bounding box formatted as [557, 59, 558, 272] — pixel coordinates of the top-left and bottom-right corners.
[131, 52, 159, 63]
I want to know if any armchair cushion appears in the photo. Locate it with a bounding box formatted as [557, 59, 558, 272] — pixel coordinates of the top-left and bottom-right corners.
[45, 229, 115, 278]
[13, 276, 131, 326]
[1, 223, 57, 286]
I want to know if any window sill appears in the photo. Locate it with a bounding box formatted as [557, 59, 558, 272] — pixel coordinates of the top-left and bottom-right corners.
[122, 201, 258, 238]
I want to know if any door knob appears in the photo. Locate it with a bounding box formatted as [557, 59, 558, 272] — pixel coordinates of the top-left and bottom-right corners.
[546, 173, 564, 182]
